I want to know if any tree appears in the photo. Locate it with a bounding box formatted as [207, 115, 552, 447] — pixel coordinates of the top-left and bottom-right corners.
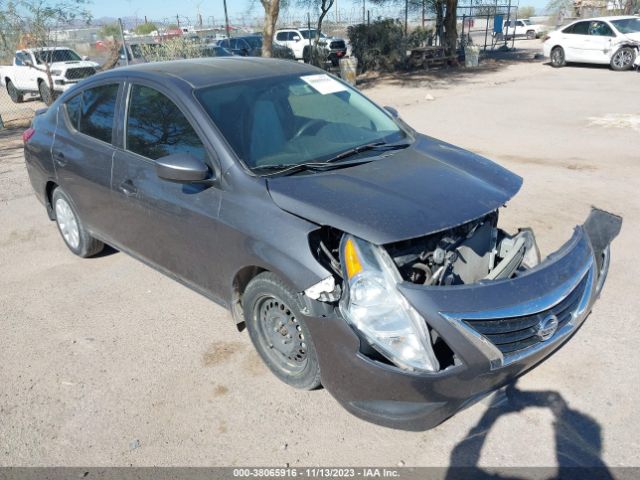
[518, 5, 536, 18]
[99, 22, 121, 39]
[260, 0, 281, 57]
[297, 0, 334, 65]
[133, 22, 157, 35]
[0, 0, 91, 103]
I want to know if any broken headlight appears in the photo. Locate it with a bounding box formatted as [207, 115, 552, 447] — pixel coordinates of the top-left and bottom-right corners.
[339, 235, 440, 372]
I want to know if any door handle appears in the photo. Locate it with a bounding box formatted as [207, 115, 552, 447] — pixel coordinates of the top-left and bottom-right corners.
[54, 151, 67, 167]
[118, 180, 138, 197]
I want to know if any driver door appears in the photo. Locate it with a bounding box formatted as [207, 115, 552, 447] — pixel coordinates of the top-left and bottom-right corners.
[110, 81, 226, 298]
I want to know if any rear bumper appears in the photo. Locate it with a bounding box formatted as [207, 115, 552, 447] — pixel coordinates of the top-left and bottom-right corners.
[305, 209, 621, 430]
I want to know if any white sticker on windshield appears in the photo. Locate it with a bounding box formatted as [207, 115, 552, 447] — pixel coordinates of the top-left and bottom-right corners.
[301, 74, 347, 95]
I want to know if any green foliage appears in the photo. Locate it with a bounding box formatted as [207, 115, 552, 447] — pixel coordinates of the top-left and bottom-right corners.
[134, 22, 157, 35]
[137, 38, 203, 62]
[347, 19, 433, 72]
[99, 23, 121, 39]
[518, 6, 536, 19]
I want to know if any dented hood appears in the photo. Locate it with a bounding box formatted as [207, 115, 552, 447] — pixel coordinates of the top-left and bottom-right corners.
[267, 135, 522, 245]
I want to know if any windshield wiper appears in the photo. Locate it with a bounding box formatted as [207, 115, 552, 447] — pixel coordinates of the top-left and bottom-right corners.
[252, 159, 372, 177]
[324, 141, 411, 164]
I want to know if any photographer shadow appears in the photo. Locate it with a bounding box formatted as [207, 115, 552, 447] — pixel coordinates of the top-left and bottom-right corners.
[445, 381, 613, 480]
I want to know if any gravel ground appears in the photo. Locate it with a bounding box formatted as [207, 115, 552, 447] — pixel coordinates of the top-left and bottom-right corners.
[1, 51, 639, 468]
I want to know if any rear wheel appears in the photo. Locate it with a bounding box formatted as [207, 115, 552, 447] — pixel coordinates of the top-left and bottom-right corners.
[52, 188, 104, 257]
[243, 272, 321, 390]
[6, 80, 24, 103]
[550, 46, 565, 68]
[610, 47, 635, 71]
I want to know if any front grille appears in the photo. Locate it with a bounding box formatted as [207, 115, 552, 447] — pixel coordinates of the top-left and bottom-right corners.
[463, 273, 589, 356]
[65, 67, 96, 80]
[330, 40, 346, 50]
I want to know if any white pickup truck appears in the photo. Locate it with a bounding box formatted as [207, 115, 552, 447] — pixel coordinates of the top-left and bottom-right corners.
[1, 47, 99, 105]
[503, 19, 546, 40]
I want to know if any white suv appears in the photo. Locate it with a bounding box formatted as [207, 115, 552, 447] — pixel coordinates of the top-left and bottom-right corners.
[275, 28, 347, 65]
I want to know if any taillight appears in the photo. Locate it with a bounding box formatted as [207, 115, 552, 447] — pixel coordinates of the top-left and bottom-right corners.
[22, 127, 35, 143]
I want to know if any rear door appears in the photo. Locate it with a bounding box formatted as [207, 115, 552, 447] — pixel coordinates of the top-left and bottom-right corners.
[52, 82, 121, 237]
[110, 81, 225, 297]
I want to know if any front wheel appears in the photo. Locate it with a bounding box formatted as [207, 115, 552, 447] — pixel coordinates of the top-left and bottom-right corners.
[550, 46, 565, 68]
[38, 80, 54, 105]
[6, 80, 24, 103]
[526, 30, 536, 40]
[52, 188, 104, 257]
[610, 47, 635, 71]
[243, 272, 321, 390]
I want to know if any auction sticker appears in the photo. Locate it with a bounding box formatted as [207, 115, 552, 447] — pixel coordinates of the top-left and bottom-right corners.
[301, 74, 347, 95]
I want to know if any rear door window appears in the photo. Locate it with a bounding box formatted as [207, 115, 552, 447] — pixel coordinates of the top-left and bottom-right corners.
[63, 83, 119, 143]
[569, 21, 590, 35]
[126, 84, 207, 162]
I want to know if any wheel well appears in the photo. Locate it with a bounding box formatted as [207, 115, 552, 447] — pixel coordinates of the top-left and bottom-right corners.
[45, 181, 58, 219]
[4, 77, 10, 87]
[231, 266, 267, 331]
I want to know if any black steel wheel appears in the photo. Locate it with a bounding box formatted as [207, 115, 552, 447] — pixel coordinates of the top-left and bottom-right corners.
[243, 272, 321, 390]
[550, 46, 565, 68]
[6, 80, 24, 103]
[610, 47, 635, 71]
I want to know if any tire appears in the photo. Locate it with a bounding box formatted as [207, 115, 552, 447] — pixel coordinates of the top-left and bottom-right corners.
[243, 272, 321, 390]
[610, 46, 635, 71]
[6, 80, 24, 103]
[526, 30, 536, 40]
[302, 46, 311, 64]
[38, 80, 54, 106]
[550, 46, 565, 68]
[52, 187, 104, 258]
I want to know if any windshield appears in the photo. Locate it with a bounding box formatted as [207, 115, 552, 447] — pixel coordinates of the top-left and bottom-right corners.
[300, 29, 326, 39]
[611, 18, 640, 34]
[34, 49, 81, 64]
[196, 74, 406, 170]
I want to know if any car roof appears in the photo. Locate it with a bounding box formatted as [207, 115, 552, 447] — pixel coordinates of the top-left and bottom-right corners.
[95, 57, 319, 89]
[571, 15, 637, 22]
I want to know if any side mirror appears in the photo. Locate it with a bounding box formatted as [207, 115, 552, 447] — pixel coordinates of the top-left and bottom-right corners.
[384, 106, 399, 118]
[82, 55, 89, 61]
[293, 35, 301, 42]
[24, 58, 33, 67]
[155, 153, 214, 184]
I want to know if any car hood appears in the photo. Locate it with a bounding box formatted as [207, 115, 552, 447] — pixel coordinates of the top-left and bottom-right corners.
[52, 60, 99, 69]
[267, 135, 522, 245]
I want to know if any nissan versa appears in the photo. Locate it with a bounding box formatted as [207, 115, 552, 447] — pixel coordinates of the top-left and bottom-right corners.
[23, 58, 622, 430]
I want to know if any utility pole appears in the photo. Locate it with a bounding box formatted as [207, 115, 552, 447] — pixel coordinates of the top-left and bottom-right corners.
[223, 0, 231, 39]
[118, 17, 128, 66]
[362, 0, 365, 24]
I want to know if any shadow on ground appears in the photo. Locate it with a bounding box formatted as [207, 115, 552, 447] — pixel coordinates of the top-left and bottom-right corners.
[445, 381, 613, 479]
[358, 49, 541, 90]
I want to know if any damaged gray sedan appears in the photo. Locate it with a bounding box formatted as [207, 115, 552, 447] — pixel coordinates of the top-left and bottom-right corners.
[23, 58, 622, 430]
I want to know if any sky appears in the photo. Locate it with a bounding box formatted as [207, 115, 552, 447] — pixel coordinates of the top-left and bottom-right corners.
[89, 0, 551, 25]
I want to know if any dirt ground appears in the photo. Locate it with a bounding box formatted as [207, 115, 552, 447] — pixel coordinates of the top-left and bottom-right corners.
[1, 50, 639, 469]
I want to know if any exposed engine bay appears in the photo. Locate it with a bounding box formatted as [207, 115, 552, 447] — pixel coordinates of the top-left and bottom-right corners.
[386, 212, 541, 286]
[310, 210, 543, 288]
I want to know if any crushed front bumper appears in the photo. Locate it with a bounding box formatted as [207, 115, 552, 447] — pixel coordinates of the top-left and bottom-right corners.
[304, 209, 621, 430]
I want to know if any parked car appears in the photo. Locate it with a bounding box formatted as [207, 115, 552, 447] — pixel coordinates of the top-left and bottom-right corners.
[502, 18, 545, 40]
[275, 28, 347, 65]
[543, 16, 640, 71]
[1, 47, 98, 105]
[216, 36, 295, 60]
[201, 45, 234, 57]
[22, 58, 621, 430]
